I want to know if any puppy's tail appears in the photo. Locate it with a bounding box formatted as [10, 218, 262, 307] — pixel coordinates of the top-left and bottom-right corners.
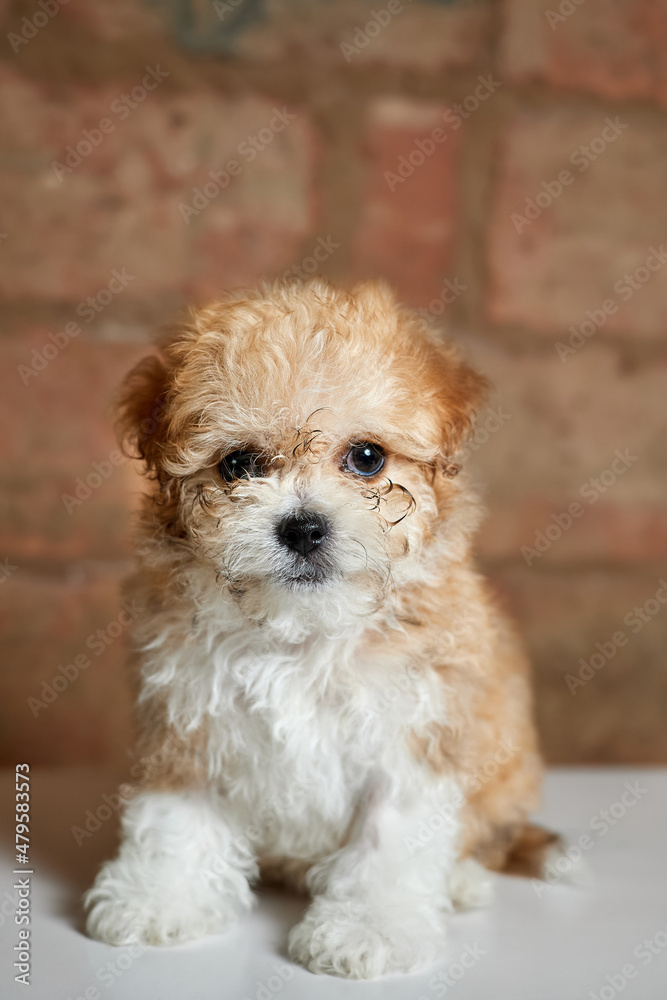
[500, 822, 560, 877]
[500, 822, 590, 886]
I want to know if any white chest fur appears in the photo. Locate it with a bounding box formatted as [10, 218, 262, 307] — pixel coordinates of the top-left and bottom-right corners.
[141, 612, 447, 860]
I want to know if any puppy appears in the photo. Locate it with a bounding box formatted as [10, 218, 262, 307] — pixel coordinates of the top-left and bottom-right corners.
[85, 279, 556, 979]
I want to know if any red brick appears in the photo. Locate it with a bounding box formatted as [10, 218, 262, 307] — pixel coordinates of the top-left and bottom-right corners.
[186, 99, 319, 300]
[235, 1, 489, 71]
[501, 0, 667, 106]
[480, 501, 667, 568]
[0, 66, 317, 300]
[461, 343, 667, 565]
[0, 570, 134, 767]
[0, 331, 146, 563]
[489, 567, 667, 763]
[61, 0, 167, 41]
[350, 98, 464, 307]
[486, 108, 667, 338]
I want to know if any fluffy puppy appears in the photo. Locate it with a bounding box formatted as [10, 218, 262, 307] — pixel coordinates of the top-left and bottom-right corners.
[85, 279, 555, 979]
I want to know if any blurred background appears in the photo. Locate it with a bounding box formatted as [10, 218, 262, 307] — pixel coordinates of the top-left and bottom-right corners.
[0, 0, 665, 770]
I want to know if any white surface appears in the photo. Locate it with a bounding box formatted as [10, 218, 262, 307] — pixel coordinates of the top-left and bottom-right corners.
[1, 767, 666, 999]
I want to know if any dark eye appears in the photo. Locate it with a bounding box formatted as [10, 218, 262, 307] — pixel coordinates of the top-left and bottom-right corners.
[218, 449, 266, 482]
[343, 443, 386, 477]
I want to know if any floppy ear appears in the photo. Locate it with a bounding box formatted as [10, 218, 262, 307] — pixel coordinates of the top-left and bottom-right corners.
[428, 340, 490, 469]
[440, 349, 490, 456]
[115, 352, 170, 478]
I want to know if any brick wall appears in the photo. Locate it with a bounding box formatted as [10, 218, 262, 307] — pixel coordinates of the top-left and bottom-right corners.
[1, 0, 666, 767]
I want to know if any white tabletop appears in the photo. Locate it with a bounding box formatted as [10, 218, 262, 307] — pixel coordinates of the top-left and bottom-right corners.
[1, 767, 666, 999]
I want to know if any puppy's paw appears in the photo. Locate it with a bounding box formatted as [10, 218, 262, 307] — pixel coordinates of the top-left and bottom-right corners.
[287, 897, 444, 979]
[85, 857, 249, 946]
[449, 857, 494, 910]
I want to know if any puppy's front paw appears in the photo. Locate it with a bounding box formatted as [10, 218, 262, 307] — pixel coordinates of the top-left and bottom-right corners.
[287, 897, 444, 979]
[449, 857, 494, 910]
[85, 857, 249, 946]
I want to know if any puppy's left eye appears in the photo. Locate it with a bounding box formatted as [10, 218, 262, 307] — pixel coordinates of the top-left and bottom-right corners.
[218, 449, 266, 482]
[343, 443, 385, 477]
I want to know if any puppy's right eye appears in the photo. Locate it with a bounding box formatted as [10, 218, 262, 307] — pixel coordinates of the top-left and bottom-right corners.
[218, 450, 266, 482]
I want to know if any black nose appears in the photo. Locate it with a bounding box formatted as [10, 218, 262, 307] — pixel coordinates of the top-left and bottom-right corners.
[277, 512, 330, 557]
